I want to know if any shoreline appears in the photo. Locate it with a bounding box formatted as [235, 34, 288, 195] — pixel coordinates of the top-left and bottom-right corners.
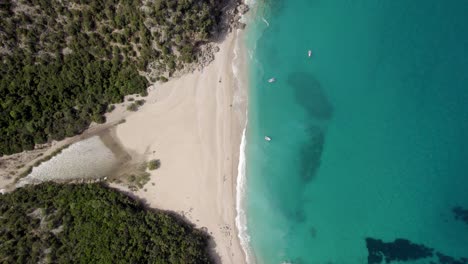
[113, 29, 248, 263]
[232, 20, 253, 264]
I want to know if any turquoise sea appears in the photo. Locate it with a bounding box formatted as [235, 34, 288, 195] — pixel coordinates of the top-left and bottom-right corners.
[243, 1, 468, 263]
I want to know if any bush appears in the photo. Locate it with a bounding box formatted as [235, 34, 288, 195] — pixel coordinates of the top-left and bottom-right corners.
[126, 103, 138, 111]
[92, 113, 106, 124]
[135, 99, 145, 106]
[129, 174, 136, 182]
[147, 159, 161, 170]
[106, 105, 116, 113]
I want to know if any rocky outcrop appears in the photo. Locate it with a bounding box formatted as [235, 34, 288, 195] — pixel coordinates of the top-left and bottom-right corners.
[233, 21, 246, 29]
[237, 4, 249, 15]
[225, 1, 249, 32]
[146, 0, 250, 83]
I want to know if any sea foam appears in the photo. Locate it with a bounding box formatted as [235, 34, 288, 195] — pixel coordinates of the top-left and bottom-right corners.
[233, 1, 262, 262]
[232, 31, 254, 264]
[236, 125, 252, 263]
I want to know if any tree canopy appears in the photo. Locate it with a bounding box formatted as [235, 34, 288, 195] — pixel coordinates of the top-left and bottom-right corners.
[0, 183, 214, 263]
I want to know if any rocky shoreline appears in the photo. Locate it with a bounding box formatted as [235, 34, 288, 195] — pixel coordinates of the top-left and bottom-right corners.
[146, 0, 249, 80]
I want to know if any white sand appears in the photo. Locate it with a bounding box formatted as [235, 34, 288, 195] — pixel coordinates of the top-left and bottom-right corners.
[115, 30, 248, 263]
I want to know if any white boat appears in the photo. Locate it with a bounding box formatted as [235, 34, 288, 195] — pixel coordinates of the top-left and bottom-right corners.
[268, 78, 276, 83]
[264, 136, 271, 141]
[308, 50, 312, 57]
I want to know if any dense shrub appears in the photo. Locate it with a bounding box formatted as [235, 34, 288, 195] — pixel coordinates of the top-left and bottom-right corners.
[0, 183, 214, 263]
[148, 159, 161, 170]
[127, 103, 139, 112]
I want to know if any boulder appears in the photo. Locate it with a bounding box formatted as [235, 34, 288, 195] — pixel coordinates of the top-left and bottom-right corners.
[234, 21, 246, 30]
[237, 4, 249, 14]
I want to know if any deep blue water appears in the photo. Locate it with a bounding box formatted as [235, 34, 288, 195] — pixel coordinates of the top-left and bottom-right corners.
[244, 1, 468, 263]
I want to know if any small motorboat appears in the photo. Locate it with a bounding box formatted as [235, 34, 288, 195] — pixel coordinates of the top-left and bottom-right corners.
[264, 136, 271, 141]
[268, 78, 276, 83]
[308, 50, 312, 57]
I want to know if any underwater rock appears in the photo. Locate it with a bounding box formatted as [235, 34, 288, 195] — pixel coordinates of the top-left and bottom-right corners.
[453, 206, 468, 226]
[437, 252, 468, 264]
[365, 238, 433, 264]
[365, 237, 468, 264]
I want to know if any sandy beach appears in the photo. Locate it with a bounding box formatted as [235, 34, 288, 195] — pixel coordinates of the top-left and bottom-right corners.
[115, 30, 247, 264]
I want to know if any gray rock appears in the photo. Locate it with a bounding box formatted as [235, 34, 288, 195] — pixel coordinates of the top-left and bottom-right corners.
[237, 4, 249, 14]
[234, 21, 246, 30]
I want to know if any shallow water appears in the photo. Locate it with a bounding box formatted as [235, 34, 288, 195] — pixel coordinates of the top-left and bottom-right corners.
[245, 1, 468, 263]
[18, 136, 121, 186]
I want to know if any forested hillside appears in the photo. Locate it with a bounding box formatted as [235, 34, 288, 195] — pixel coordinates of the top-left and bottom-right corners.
[0, 0, 226, 155]
[0, 183, 214, 263]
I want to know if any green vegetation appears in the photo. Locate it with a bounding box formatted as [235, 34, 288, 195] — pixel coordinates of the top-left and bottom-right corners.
[117, 161, 152, 191]
[0, 183, 214, 263]
[128, 171, 151, 190]
[148, 159, 161, 170]
[126, 99, 145, 112]
[135, 99, 146, 106]
[0, 0, 224, 155]
[106, 105, 116, 113]
[126, 103, 139, 112]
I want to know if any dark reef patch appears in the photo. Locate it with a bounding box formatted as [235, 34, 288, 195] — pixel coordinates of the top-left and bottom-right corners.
[288, 72, 334, 121]
[294, 208, 306, 223]
[365, 237, 468, 264]
[299, 126, 325, 183]
[453, 206, 468, 226]
[437, 252, 468, 264]
[309, 226, 317, 238]
[365, 238, 434, 263]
